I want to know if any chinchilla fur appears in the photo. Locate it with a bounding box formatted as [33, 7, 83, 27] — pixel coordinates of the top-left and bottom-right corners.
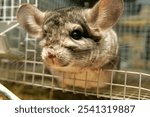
[17, 0, 124, 89]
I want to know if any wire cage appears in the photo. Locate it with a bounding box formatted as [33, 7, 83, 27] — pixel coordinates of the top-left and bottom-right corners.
[0, 0, 38, 21]
[0, 0, 150, 100]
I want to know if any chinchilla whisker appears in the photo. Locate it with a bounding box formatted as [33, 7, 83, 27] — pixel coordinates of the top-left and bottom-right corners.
[9, 57, 25, 65]
[103, 51, 127, 63]
[16, 0, 124, 89]
[16, 64, 25, 71]
[109, 61, 117, 67]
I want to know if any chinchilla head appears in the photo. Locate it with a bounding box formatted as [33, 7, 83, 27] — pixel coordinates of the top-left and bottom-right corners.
[17, 0, 123, 72]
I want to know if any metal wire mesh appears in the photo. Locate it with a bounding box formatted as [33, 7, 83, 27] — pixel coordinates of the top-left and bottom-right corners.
[0, 0, 150, 100]
[116, 0, 150, 71]
[0, 0, 38, 21]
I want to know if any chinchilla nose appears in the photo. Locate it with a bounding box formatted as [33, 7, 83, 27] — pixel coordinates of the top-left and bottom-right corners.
[48, 52, 56, 58]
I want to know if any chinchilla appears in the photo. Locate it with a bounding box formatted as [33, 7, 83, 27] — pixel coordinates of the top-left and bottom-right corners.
[17, 0, 124, 89]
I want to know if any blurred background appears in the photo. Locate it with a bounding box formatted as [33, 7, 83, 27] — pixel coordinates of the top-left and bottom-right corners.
[0, 0, 150, 100]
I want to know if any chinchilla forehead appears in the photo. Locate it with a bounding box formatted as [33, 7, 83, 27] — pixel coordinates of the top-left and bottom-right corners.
[43, 7, 87, 31]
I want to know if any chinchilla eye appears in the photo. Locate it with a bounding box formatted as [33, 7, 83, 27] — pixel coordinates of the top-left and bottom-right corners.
[70, 30, 82, 40]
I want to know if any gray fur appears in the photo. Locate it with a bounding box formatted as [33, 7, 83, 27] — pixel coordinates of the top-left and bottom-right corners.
[17, 0, 124, 89]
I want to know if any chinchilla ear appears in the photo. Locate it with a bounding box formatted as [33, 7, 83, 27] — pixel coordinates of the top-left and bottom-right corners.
[17, 3, 45, 38]
[85, 0, 123, 31]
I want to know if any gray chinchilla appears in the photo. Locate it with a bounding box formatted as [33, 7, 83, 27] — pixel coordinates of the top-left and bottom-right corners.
[17, 0, 124, 89]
